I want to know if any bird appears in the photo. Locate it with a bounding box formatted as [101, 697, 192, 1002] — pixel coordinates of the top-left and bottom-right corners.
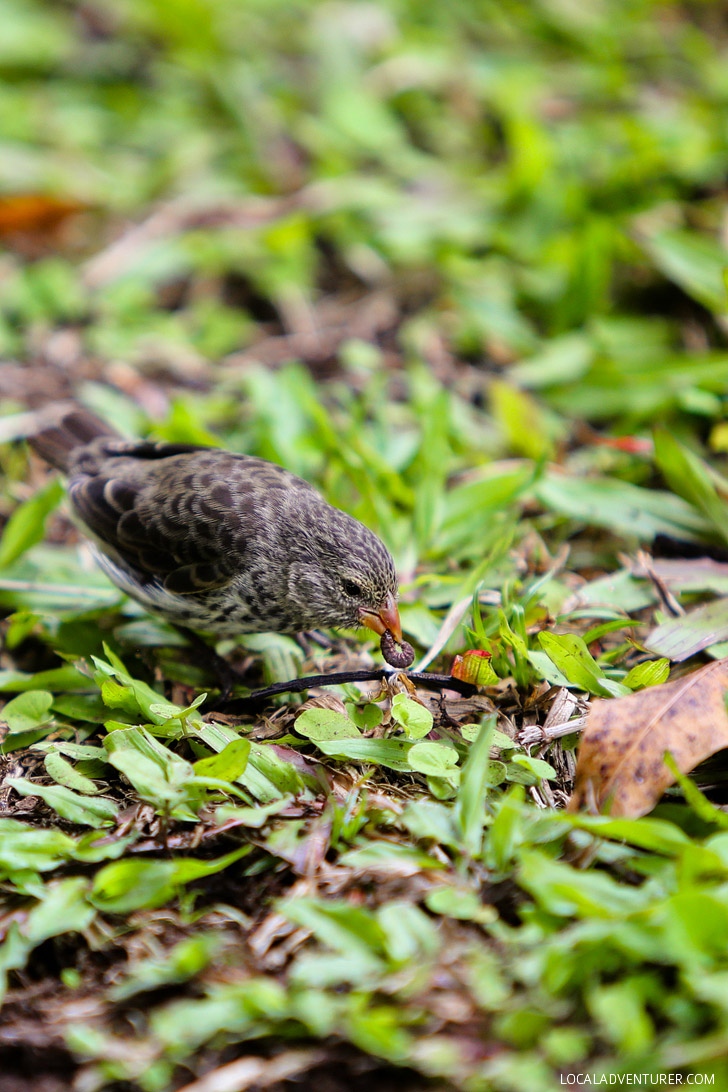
[28, 403, 413, 668]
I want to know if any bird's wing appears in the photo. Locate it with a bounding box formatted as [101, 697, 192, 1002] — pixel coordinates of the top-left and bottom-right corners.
[67, 442, 276, 595]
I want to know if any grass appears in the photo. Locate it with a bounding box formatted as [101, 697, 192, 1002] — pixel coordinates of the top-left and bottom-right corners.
[3, 1, 728, 1088]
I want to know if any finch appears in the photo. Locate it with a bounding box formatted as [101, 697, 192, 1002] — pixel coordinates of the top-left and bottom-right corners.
[29, 403, 413, 666]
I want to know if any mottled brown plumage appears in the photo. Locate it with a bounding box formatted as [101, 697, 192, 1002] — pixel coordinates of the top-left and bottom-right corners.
[30, 404, 409, 659]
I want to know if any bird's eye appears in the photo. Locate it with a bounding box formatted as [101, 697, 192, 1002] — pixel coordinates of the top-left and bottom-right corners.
[342, 578, 363, 598]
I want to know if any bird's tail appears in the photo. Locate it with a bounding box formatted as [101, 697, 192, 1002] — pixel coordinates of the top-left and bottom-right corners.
[28, 402, 120, 471]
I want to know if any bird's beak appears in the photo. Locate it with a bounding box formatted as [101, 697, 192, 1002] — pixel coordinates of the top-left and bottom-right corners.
[358, 592, 403, 644]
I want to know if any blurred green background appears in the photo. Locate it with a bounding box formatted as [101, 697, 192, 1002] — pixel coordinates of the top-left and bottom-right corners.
[4, 0, 728, 649]
[3, 0, 728, 392]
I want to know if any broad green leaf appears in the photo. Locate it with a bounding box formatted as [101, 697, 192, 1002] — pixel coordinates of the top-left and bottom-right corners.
[242, 631, 304, 685]
[32, 741, 106, 761]
[24, 877, 94, 944]
[407, 741, 459, 776]
[104, 725, 192, 787]
[146, 976, 288, 1049]
[509, 332, 594, 388]
[0, 820, 76, 877]
[0, 666, 92, 693]
[390, 695, 433, 739]
[461, 724, 516, 750]
[504, 761, 541, 786]
[105, 750, 188, 809]
[71, 831, 136, 865]
[566, 570, 654, 613]
[93, 649, 197, 728]
[243, 742, 313, 799]
[0, 876, 95, 1001]
[656, 891, 728, 961]
[90, 846, 251, 913]
[0, 690, 53, 734]
[526, 649, 574, 688]
[489, 380, 556, 460]
[193, 739, 251, 782]
[425, 886, 497, 924]
[704, 832, 728, 864]
[3, 611, 41, 650]
[195, 721, 312, 802]
[347, 703, 382, 731]
[185, 776, 249, 800]
[51, 693, 121, 722]
[308, 737, 414, 771]
[6, 778, 117, 827]
[44, 751, 101, 794]
[509, 755, 556, 780]
[588, 979, 654, 1055]
[100, 679, 139, 714]
[623, 658, 670, 690]
[294, 708, 361, 741]
[437, 466, 534, 553]
[484, 759, 508, 786]
[538, 632, 629, 697]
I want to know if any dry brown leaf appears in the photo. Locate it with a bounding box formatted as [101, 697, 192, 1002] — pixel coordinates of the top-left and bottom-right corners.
[569, 657, 728, 817]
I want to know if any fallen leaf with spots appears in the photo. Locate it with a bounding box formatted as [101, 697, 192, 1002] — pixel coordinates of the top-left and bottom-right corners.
[569, 657, 728, 817]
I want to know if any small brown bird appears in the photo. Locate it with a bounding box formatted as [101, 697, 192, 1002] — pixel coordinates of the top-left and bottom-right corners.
[30, 404, 412, 664]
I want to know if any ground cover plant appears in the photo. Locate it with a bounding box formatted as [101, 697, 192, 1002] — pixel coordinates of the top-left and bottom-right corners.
[3, 1, 728, 1089]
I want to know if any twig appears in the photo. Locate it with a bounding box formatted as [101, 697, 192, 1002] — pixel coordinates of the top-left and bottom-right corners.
[218, 667, 476, 712]
[518, 716, 587, 747]
[634, 549, 684, 617]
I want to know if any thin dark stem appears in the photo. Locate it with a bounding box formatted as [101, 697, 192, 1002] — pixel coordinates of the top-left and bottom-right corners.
[215, 667, 476, 712]
[172, 627, 478, 711]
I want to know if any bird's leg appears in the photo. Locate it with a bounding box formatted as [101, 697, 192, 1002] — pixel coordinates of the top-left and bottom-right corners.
[305, 630, 335, 649]
[172, 626, 243, 702]
[295, 630, 334, 657]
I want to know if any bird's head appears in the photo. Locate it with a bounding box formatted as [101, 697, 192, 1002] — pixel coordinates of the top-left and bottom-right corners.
[283, 506, 402, 640]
